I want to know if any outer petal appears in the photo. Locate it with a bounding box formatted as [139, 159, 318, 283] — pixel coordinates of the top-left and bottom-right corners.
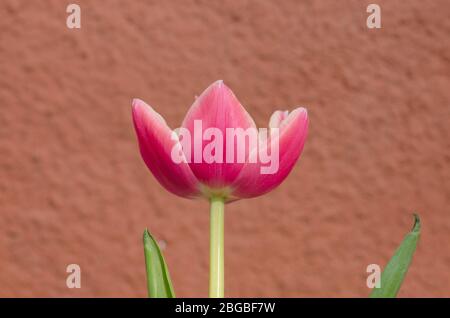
[231, 107, 308, 199]
[181, 81, 257, 188]
[268, 110, 289, 128]
[132, 99, 200, 198]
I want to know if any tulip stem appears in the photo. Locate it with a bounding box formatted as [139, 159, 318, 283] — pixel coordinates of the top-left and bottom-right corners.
[209, 196, 225, 298]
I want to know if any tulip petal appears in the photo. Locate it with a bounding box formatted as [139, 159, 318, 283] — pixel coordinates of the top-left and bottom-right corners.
[268, 110, 289, 128]
[231, 107, 308, 198]
[132, 99, 201, 198]
[181, 81, 257, 188]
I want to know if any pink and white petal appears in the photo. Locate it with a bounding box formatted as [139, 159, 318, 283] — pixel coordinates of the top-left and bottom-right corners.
[231, 107, 308, 199]
[132, 99, 201, 198]
[268, 110, 289, 128]
[181, 81, 257, 188]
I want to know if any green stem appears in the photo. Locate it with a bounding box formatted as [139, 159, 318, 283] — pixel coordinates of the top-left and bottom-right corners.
[209, 196, 225, 298]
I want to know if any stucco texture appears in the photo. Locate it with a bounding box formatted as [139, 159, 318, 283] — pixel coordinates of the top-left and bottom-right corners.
[0, 0, 449, 297]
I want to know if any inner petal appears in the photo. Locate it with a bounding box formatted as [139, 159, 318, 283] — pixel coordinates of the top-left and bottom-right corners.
[181, 81, 257, 188]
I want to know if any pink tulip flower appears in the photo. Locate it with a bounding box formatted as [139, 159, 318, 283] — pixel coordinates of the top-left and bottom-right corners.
[133, 80, 308, 297]
[132, 80, 308, 202]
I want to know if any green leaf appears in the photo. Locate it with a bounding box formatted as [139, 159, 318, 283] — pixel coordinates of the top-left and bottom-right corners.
[143, 229, 175, 298]
[370, 214, 421, 298]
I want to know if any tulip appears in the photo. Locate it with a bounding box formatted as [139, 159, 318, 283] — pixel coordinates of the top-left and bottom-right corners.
[132, 80, 308, 297]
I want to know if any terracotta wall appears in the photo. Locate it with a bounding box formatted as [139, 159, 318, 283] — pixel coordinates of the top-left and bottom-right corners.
[0, 0, 449, 297]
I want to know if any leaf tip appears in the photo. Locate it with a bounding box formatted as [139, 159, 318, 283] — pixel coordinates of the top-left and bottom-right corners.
[143, 228, 155, 247]
[412, 213, 421, 233]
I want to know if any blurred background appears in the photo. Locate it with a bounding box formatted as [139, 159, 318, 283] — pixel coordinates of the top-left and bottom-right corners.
[0, 0, 449, 297]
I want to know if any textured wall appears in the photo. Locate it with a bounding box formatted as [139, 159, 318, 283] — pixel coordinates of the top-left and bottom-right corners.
[0, 0, 449, 297]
